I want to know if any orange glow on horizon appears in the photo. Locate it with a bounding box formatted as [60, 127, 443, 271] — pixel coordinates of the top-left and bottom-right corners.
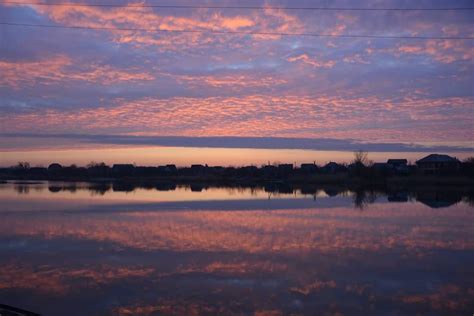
[2, 146, 471, 167]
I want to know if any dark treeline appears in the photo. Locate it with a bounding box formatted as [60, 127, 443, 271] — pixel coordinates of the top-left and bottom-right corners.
[1, 152, 474, 186]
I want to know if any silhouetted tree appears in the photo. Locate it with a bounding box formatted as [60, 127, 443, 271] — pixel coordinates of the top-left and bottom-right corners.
[464, 157, 474, 164]
[351, 150, 370, 177]
[87, 161, 107, 168]
[353, 150, 369, 166]
[461, 157, 474, 177]
[16, 161, 30, 170]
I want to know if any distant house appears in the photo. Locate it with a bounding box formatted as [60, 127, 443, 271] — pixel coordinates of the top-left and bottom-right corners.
[387, 159, 409, 174]
[278, 164, 293, 175]
[416, 154, 460, 174]
[157, 164, 178, 175]
[112, 164, 135, 176]
[300, 163, 318, 173]
[322, 162, 346, 174]
[87, 163, 109, 177]
[387, 159, 407, 168]
[241, 166, 258, 172]
[239, 166, 258, 176]
[190, 164, 206, 175]
[165, 164, 178, 173]
[261, 165, 278, 176]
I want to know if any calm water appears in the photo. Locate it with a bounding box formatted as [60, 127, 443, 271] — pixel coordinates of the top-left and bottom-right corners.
[0, 181, 473, 315]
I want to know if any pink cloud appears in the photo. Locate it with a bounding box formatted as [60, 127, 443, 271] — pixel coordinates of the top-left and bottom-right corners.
[396, 40, 473, 63]
[343, 54, 370, 64]
[0, 55, 154, 89]
[17, 2, 303, 49]
[173, 73, 287, 88]
[1, 95, 472, 143]
[287, 54, 337, 68]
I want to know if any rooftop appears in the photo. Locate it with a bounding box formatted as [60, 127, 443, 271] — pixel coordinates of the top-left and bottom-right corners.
[387, 159, 408, 164]
[416, 154, 458, 163]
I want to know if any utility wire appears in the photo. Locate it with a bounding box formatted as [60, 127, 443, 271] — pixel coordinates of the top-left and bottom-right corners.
[1, 22, 473, 40]
[1, 1, 474, 11]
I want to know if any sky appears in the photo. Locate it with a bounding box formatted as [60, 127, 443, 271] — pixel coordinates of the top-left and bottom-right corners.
[0, 0, 473, 165]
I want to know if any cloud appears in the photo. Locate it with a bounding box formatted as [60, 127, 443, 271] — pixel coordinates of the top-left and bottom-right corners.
[13, 1, 303, 50]
[395, 40, 474, 64]
[0, 55, 154, 88]
[0, 133, 472, 153]
[173, 73, 287, 88]
[0, 2, 473, 150]
[287, 54, 336, 68]
[1, 94, 472, 144]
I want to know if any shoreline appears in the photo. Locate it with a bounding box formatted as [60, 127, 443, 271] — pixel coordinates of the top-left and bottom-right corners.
[2, 174, 474, 189]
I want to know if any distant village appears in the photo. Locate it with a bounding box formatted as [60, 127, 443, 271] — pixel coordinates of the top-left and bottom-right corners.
[1, 153, 473, 182]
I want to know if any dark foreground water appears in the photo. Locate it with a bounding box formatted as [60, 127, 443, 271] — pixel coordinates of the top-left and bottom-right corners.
[0, 181, 473, 315]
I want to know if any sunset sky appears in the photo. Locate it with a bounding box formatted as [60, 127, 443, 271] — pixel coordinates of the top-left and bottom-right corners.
[0, 0, 473, 166]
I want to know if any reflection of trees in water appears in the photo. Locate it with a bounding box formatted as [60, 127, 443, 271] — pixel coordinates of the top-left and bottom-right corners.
[112, 182, 135, 192]
[7, 181, 474, 210]
[323, 188, 344, 197]
[298, 187, 320, 201]
[33, 185, 45, 193]
[300, 186, 318, 195]
[353, 190, 378, 210]
[264, 183, 293, 195]
[462, 195, 474, 208]
[387, 191, 409, 202]
[249, 187, 259, 196]
[224, 187, 250, 196]
[383, 189, 474, 209]
[415, 190, 463, 208]
[190, 184, 204, 192]
[463, 190, 474, 208]
[88, 184, 112, 196]
[14, 184, 46, 194]
[14, 185, 30, 194]
[64, 185, 77, 193]
[155, 183, 176, 191]
[48, 184, 78, 194]
[48, 186, 62, 193]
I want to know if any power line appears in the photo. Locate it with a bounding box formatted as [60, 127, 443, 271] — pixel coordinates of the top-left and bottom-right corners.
[2, 22, 473, 40]
[1, 1, 474, 11]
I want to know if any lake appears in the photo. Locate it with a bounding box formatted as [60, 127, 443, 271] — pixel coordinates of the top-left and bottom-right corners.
[0, 181, 473, 315]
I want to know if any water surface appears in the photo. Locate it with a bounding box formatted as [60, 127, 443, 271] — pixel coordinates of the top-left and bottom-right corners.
[0, 181, 473, 315]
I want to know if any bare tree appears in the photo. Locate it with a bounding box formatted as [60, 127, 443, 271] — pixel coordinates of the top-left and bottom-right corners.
[16, 161, 30, 170]
[353, 150, 369, 166]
